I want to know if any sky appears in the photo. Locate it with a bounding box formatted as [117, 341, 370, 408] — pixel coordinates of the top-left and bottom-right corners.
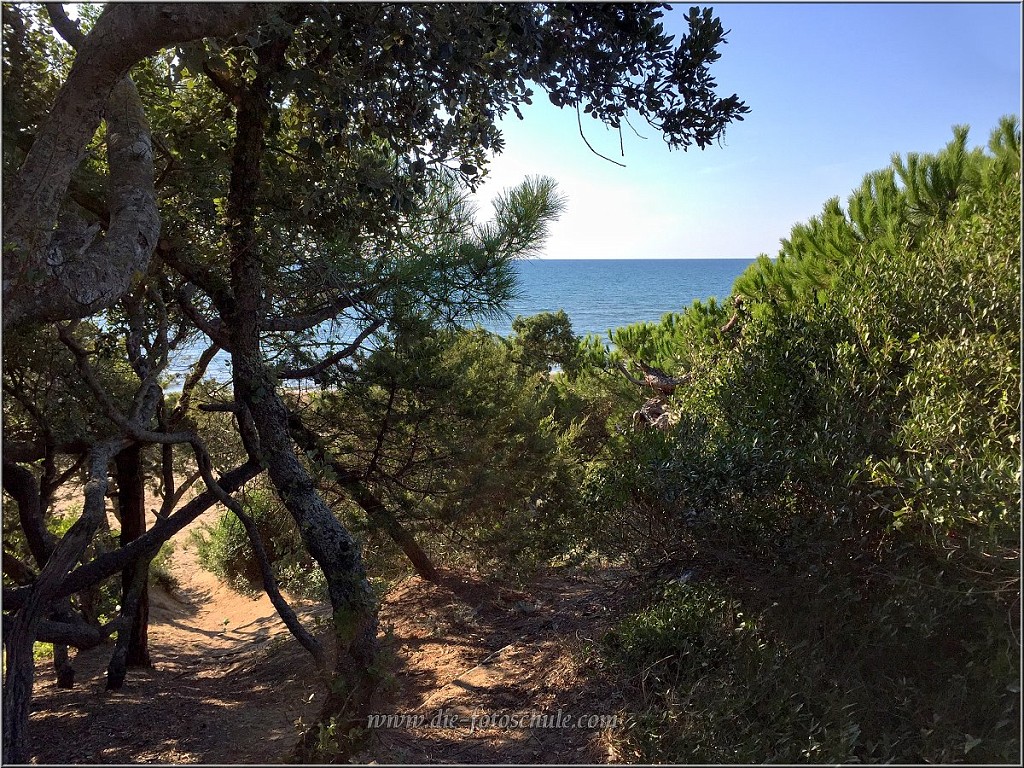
[475, 2, 1022, 259]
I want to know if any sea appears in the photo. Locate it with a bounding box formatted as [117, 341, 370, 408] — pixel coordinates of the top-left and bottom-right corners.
[484, 257, 754, 339]
[167, 258, 754, 384]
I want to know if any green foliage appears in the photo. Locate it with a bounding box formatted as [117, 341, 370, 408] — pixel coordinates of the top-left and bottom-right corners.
[301, 317, 589, 582]
[509, 309, 581, 376]
[832, 168, 1021, 542]
[148, 541, 179, 592]
[578, 118, 1021, 763]
[605, 550, 1020, 763]
[2, 4, 74, 160]
[31, 642, 54, 661]
[581, 117, 1020, 550]
[604, 581, 826, 764]
[2, 323, 144, 449]
[191, 484, 325, 599]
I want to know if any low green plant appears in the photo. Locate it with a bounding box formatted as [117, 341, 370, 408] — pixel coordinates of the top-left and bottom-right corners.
[32, 642, 54, 661]
[190, 484, 325, 599]
[586, 118, 1020, 764]
[148, 541, 179, 591]
[604, 549, 1019, 763]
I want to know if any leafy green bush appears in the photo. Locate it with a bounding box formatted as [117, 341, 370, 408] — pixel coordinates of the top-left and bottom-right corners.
[148, 541, 179, 592]
[603, 580, 857, 763]
[583, 118, 1020, 763]
[298, 321, 590, 583]
[191, 484, 326, 600]
[605, 551, 1020, 763]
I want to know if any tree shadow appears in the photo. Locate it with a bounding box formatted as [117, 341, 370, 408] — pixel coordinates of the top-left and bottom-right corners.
[360, 566, 633, 764]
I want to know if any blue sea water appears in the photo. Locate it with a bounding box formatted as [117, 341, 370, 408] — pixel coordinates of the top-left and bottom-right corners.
[482, 257, 755, 339]
[167, 258, 753, 384]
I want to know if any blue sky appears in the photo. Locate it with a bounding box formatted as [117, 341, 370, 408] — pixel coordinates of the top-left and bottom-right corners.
[477, 2, 1022, 259]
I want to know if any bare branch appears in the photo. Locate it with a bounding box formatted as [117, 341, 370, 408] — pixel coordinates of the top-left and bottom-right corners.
[227, 498, 328, 672]
[169, 341, 223, 427]
[51, 322, 326, 670]
[159, 470, 201, 520]
[57, 323, 192, 446]
[2, 461, 56, 565]
[54, 460, 263, 604]
[177, 286, 232, 348]
[263, 290, 371, 333]
[44, 3, 84, 48]
[2, 551, 38, 586]
[278, 320, 384, 380]
[33, 615, 116, 650]
[576, 103, 626, 168]
[615, 361, 647, 388]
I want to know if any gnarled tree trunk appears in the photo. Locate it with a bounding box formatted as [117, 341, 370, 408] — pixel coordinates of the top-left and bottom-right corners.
[115, 443, 151, 669]
[2, 441, 123, 763]
[2, 3, 269, 332]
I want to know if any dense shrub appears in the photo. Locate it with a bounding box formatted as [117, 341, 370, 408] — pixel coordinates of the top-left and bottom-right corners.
[581, 118, 1020, 762]
[605, 552, 1020, 763]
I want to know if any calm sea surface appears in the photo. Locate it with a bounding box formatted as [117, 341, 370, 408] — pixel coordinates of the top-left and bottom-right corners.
[483, 257, 754, 339]
[168, 258, 754, 383]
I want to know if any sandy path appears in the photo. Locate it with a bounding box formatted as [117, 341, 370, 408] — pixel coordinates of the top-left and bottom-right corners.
[354, 568, 630, 764]
[28, 511, 329, 764]
[28, 487, 632, 764]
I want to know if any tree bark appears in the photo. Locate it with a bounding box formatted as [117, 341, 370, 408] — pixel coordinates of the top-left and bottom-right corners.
[115, 444, 151, 668]
[2, 460, 54, 565]
[219, 45, 379, 750]
[228, 502, 328, 672]
[2, 550, 37, 585]
[106, 555, 149, 690]
[288, 418, 439, 582]
[50, 603, 79, 688]
[3, 3, 270, 331]
[2, 440, 123, 764]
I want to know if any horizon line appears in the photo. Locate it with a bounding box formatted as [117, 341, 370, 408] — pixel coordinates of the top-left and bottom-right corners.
[525, 255, 762, 260]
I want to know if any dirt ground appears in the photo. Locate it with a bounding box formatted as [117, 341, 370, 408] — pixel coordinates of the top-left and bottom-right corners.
[26, 505, 634, 764]
[352, 567, 630, 764]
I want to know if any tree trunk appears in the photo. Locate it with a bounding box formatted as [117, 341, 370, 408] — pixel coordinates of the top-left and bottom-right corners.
[2, 441, 121, 763]
[288, 419, 439, 582]
[23, 461, 262, 610]
[348, 481, 439, 582]
[106, 556, 149, 690]
[2, 460, 53, 565]
[53, 644, 75, 688]
[219, 45, 379, 754]
[51, 602, 78, 688]
[115, 444, 151, 668]
[2, 4, 269, 332]
[233, 359, 381, 737]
